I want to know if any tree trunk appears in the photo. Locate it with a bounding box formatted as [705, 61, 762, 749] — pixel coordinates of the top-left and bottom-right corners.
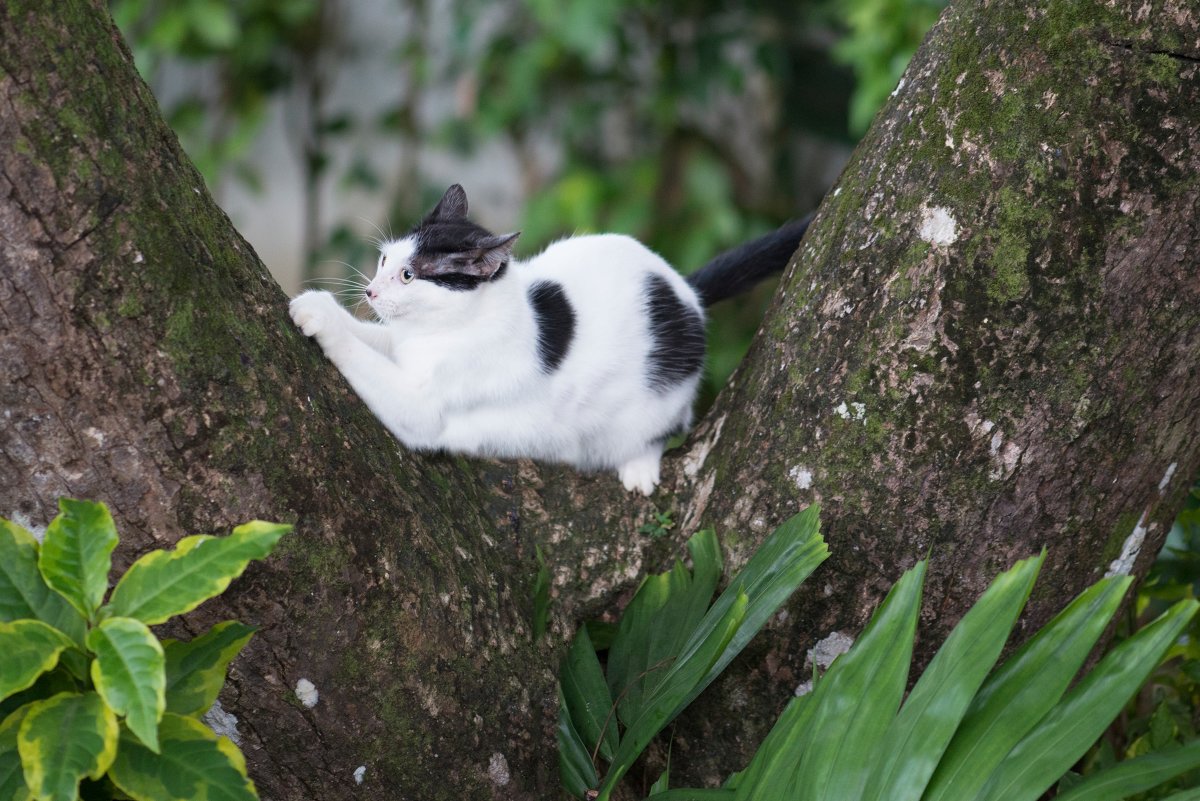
[1, 1, 1197, 799]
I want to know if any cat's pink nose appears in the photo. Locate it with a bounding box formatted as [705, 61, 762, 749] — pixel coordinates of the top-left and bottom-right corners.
[366, 288, 377, 300]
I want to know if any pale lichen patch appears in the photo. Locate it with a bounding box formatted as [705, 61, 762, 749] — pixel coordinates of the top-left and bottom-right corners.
[295, 678, 319, 708]
[1106, 509, 1154, 577]
[789, 465, 814, 490]
[353, 766, 366, 785]
[487, 752, 511, 786]
[807, 631, 854, 670]
[918, 205, 959, 247]
[1159, 462, 1178, 492]
[203, 699, 242, 745]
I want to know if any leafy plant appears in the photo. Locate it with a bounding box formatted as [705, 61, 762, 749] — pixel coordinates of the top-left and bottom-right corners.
[638, 509, 676, 539]
[558, 505, 829, 800]
[631, 550, 1200, 801]
[0, 498, 289, 801]
[1075, 479, 1200, 799]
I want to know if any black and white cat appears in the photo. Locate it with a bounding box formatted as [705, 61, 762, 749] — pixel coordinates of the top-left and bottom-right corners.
[289, 185, 808, 494]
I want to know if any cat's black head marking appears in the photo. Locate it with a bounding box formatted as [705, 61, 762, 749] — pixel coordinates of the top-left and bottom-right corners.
[407, 185, 520, 290]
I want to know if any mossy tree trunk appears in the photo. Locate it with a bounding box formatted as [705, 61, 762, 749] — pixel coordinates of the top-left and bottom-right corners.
[1, 0, 1197, 799]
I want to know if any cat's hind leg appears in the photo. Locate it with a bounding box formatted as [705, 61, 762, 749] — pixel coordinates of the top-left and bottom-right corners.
[618, 447, 663, 495]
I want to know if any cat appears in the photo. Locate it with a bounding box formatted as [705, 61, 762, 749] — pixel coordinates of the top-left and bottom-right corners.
[289, 184, 809, 494]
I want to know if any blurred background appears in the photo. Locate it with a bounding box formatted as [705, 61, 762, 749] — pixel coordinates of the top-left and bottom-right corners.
[108, 0, 945, 405]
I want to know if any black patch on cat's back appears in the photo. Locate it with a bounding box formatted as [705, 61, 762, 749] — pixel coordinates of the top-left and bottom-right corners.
[645, 274, 705, 392]
[528, 281, 576, 372]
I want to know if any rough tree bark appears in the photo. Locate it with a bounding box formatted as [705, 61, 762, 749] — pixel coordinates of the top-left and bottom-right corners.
[0, 1, 1197, 799]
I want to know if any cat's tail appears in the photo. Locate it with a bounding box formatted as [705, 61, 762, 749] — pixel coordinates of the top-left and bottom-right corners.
[685, 214, 813, 307]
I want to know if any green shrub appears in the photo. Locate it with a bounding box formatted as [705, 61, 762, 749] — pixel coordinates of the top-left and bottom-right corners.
[558, 506, 829, 800]
[0, 498, 289, 801]
[560, 507, 1200, 801]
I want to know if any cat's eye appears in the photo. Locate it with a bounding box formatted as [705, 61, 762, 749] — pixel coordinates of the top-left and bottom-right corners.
[400, 268, 415, 284]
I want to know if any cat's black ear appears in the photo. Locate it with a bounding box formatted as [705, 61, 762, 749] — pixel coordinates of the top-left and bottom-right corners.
[429, 184, 469, 220]
[470, 232, 521, 278]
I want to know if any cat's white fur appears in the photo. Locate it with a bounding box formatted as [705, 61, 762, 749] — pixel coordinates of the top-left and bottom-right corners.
[289, 234, 703, 494]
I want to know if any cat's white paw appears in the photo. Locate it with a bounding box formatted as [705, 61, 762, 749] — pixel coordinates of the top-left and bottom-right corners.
[289, 290, 341, 338]
[618, 452, 661, 496]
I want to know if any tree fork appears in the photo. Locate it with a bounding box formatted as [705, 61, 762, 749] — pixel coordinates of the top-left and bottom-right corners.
[1, 0, 1198, 798]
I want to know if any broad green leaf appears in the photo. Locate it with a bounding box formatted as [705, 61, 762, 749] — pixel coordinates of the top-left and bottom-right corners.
[103, 521, 290, 625]
[922, 574, 1133, 801]
[88, 618, 166, 752]
[163, 621, 255, 717]
[557, 685, 598, 798]
[597, 507, 826, 801]
[597, 591, 747, 801]
[678, 506, 828, 712]
[860, 552, 1044, 801]
[108, 712, 257, 801]
[17, 692, 118, 801]
[38, 499, 118, 622]
[1054, 739, 1200, 801]
[561, 625, 617, 763]
[0, 706, 31, 801]
[978, 599, 1199, 801]
[607, 529, 721, 727]
[0, 520, 86, 645]
[793, 561, 926, 801]
[0, 621, 76, 702]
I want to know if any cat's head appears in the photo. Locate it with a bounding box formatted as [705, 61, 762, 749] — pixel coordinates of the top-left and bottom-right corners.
[367, 185, 520, 320]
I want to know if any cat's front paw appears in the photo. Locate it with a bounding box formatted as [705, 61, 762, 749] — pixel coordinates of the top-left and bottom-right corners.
[618, 452, 662, 496]
[289, 290, 343, 339]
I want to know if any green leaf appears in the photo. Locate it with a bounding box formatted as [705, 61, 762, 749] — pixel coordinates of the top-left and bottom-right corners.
[606, 529, 721, 728]
[0, 621, 76, 702]
[1053, 739, 1200, 801]
[597, 506, 826, 801]
[0, 706, 31, 801]
[597, 591, 747, 801]
[103, 521, 290, 625]
[163, 621, 255, 717]
[860, 552, 1044, 801]
[561, 625, 617, 764]
[87, 618, 166, 752]
[793, 561, 926, 801]
[0, 520, 86, 645]
[679, 506, 828, 711]
[557, 685, 598, 799]
[108, 712, 257, 801]
[17, 692, 118, 801]
[977, 599, 1199, 801]
[37, 499, 118, 622]
[922, 574, 1133, 801]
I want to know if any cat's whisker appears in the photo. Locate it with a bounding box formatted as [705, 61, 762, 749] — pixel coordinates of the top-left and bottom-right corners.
[354, 215, 390, 249]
